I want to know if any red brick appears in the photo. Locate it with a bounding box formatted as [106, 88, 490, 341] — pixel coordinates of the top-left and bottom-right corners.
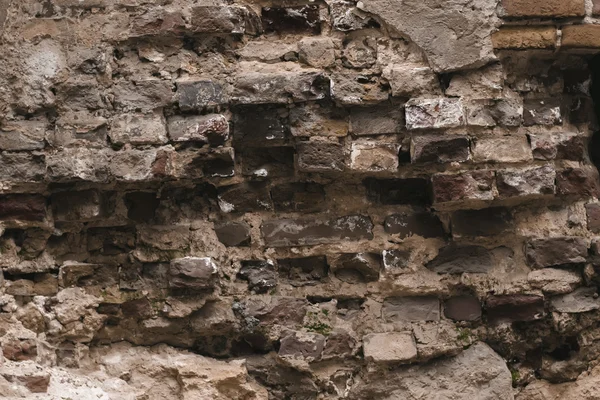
[492, 27, 557, 49]
[501, 0, 585, 18]
[562, 25, 600, 48]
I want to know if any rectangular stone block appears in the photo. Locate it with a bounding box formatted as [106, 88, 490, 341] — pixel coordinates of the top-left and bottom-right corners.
[465, 99, 523, 127]
[557, 167, 600, 198]
[297, 140, 345, 172]
[562, 25, 600, 48]
[451, 207, 513, 237]
[0, 195, 46, 221]
[0, 120, 46, 151]
[526, 237, 588, 268]
[169, 257, 218, 290]
[110, 148, 167, 182]
[363, 332, 417, 363]
[501, 0, 585, 17]
[426, 244, 495, 274]
[382, 296, 440, 322]
[261, 215, 374, 247]
[290, 103, 348, 137]
[405, 98, 465, 130]
[523, 99, 562, 126]
[551, 287, 600, 313]
[190, 6, 248, 34]
[486, 295, 544, 323]
[241, 147, 294, 178]
[530, 133, 585, 161]
[383, 63, 440, 97]
[52, 112, 107, 148]
[411, 135, 469, 163]
[218, 182, 273, 213]
[177, 80, 226, 110]
[233, 106, 288, 148]
[384, 212, 445, 238]
[349, 105, 404, 135]
[110, 111, 168, 146]
[51, 190, 107, 222]
[444, 296, 482, 321]
[113, 80, 173, 111]
[350, 142, 399, 172]
[472, 136, 532, 163]
[586, 203, 600, 233]
[130, 9, 185, 37]
[271, 182, 326, 212]
[262, 5, 321, 34]
[496, 165, 555, 198]
[432, 171, 495, 204]
[364, 178, 432, 205]
[492, 27, 557, 49]
[0, 153, 46, 183]
[167, 114, 229, 146]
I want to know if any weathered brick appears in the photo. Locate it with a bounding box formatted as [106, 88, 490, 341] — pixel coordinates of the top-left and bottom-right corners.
[233, 106, 288, 148]
[526, 237, 588, 268]
[330, 252, 381, 283]
[383, 64, 440, 97]
[349, 105, 404, 135]
[290, 103, 348, 137]
[277, 256, 329, 285]
[363, 332, 417, 363]
[382, 296, 440, 322]
[298, 37, 336, 68]
[110, 111, 168, 146]
[444, 296, 482, 321]
[167, 114, 229, 145]
[496, 165, 555, 198]
[365, 178, 432, 205]
[523, 99, 562, 126]
[0, 119, 46, 151]
[382, 249, 411, 270]
[330, 71, 389, 105]
[384, 212, 445, 238]
[218, 182, 272, 213]
[492, 27, 557, 49]
[528, 268, 582, 294]
[271, 182, 325, 212]
[556, 167, 600, 198]
[177, 80, 226, 110]
[451, 207, 513, 237]
[297, 140, 345, 172]
[411, 135, 469, 164]
[0, 195, 46, 221]
[500, 0, 585, 18]
[51, 190, 107, 222]
[405, 98, 465, 130]
[279, 331, 326, 360]
[110, 148, 168, 182]
[530, 133, 585, 161]
[551, 287, 600, 313]
[171, 148, 235, 179]
[486, 295, 544, 323]
[215, 222, 251, 247]
[52, 112, 107, 148]
[329, 0, 377, 31]
[562, 25, 600, 49]
[472, 136, 532, 163]
[432, 171, 495, 204]
[241, 147, 294, 178]
[190, 6, 248, 34]
[465, 99, 523, 127]
[113, 80, 173, 111]
[350, 142, 399, 172]
[261, 215, 373, 247]
[238, 260, 277, 293]
[427, 245, 495, 274]
[0, 153, 46, 183]
[586, 203, 600, 233]
[169, 257, 218, 290]
[262, 5, 321, 34]
[130, 9, 185, 37]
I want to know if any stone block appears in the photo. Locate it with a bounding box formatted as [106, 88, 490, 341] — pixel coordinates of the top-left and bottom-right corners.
[349, 105, 404, 135]
[528, 268, 582, 294]
[451, 207, 513, 237]
[486, 295, 544, 323]
[46, 148, 109, 182]
[411, 135, 469, 163]
[233, 106, 288, 148]
[562, 25, 600, 48]
[238, 260, 277, 293]
[383, 64, 440, 97]
[172, 148, 235, 179]
[427, 245, 495, 274]
[279, 331, 326, 360]
[525, 237, 588, 268]
[364, 178, 432, 205]
[110, 111, 168, 145]
[298, 37, 336, 68]
[277, 256, 329, 285]
[465, 99, 523, 127]
[190, 6, 248, 34]
[342, 36, 377, 69]
[472, 136, 532, 163]
[52, 111, 107, 148]
[432, 171, 495, 204]
[297, 140, 345, 172]
[218, 182, 273, 213]
[0, 119, 46, 150]
[556, 167, 600, 198]
[530, 133, 585, 161]
[586, 203, 600, 233]
[384, 212, 445, 238]
[241, 147, 294, 178]
[329, 0, 377, 31]
[113, 80, 173, 111]
[446, 64, 504, 98]
[350, 142, 399, 172]
[382, 296, 440, 322]
[261, 215, 373, 247]
[496, 165, 556, 198]
[551, 287, 600, 313]
[167, 114, 229, 146]
[110, 148, 168, 182]
[124, 192, 160, 222]
[51, 190, 107, 222]
[405, 98, 465, 130]
[177, 80, 226, 110]
[492, 27, 557, 49]
[330, 252, 381, 283]
[290, 103, 348, 137]
[169, 257, 218, 290]
[0, 195, 46, 221]
[500, 0, 585, 17]
[0, 153, 46, 183]
[130, 9, 185, 37]
[262, 5, 321, 34]
[330, 71, 389, 105]
[444, 296, 482, 321]
[215, 222, 251, 247]
[363, 332, 417, 363]
[270, 182, 326, 212]
[523, 99, 562, 126]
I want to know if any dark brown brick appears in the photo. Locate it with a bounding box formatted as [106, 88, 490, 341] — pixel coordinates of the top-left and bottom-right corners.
[496, 166, 555, 198]
[215, 222, 251, 247]
[411, 135, 469, 163]
[556, 167, 600, 198]
[587, 204, 600, 233]
[384, 212, 445, 238]
[523, 99, 562, 126]
[451, 207, 513, 237]
[271, 182, 326, 212]
[383, 296, 440, 322]
[0, 195, 46, 221]
[169, 257, 218, 290]
[526, 237, 588, 268]
[233, 106, 289, 148]
[330, 252, 381, 283]
[262, 5, 321, 34]
[365, 178, 432, 206]
[432, 171, 494, 204]
[277, 256, 329, 285]
[177, 80, 226, 111]
[217, 182, 273, 213]
[297, 141, 345, 172]
[486, 295, 544, 323]
[238, 260, 277, 293]
[426, 245, 495, 274]
[444, 296, 482, 321]
[241, 147, 294, 178]
[51, 190, 108, 222]
[261, 215, 373, 247]
[501, 0, 585, 18]
[562, 25, 600, 48]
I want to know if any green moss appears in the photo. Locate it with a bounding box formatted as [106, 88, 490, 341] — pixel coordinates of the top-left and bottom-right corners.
[304, 322, 332, 335]
[510, 369, 520, 386]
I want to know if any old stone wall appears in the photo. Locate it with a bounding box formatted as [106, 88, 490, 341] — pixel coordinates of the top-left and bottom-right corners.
[2, 0, 600, 398]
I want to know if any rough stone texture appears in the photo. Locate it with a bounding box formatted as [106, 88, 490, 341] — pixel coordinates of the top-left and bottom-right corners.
[382, 296, 440, 322]
[497, 165, 556, 198]
[363, 332, 417, 363]
[526, 237, 588, 268]
[492, 27, 557, 49]
[551, 287, 600, 313]
[486, 295, 545, 323]
[472, 136, 532, 163]
[432, 171, 495, 204]
[444, 296, 482, 321]
[405, 98, 465, 130]
[501, 0, 585, 17]
[411, 135, 469, 163]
